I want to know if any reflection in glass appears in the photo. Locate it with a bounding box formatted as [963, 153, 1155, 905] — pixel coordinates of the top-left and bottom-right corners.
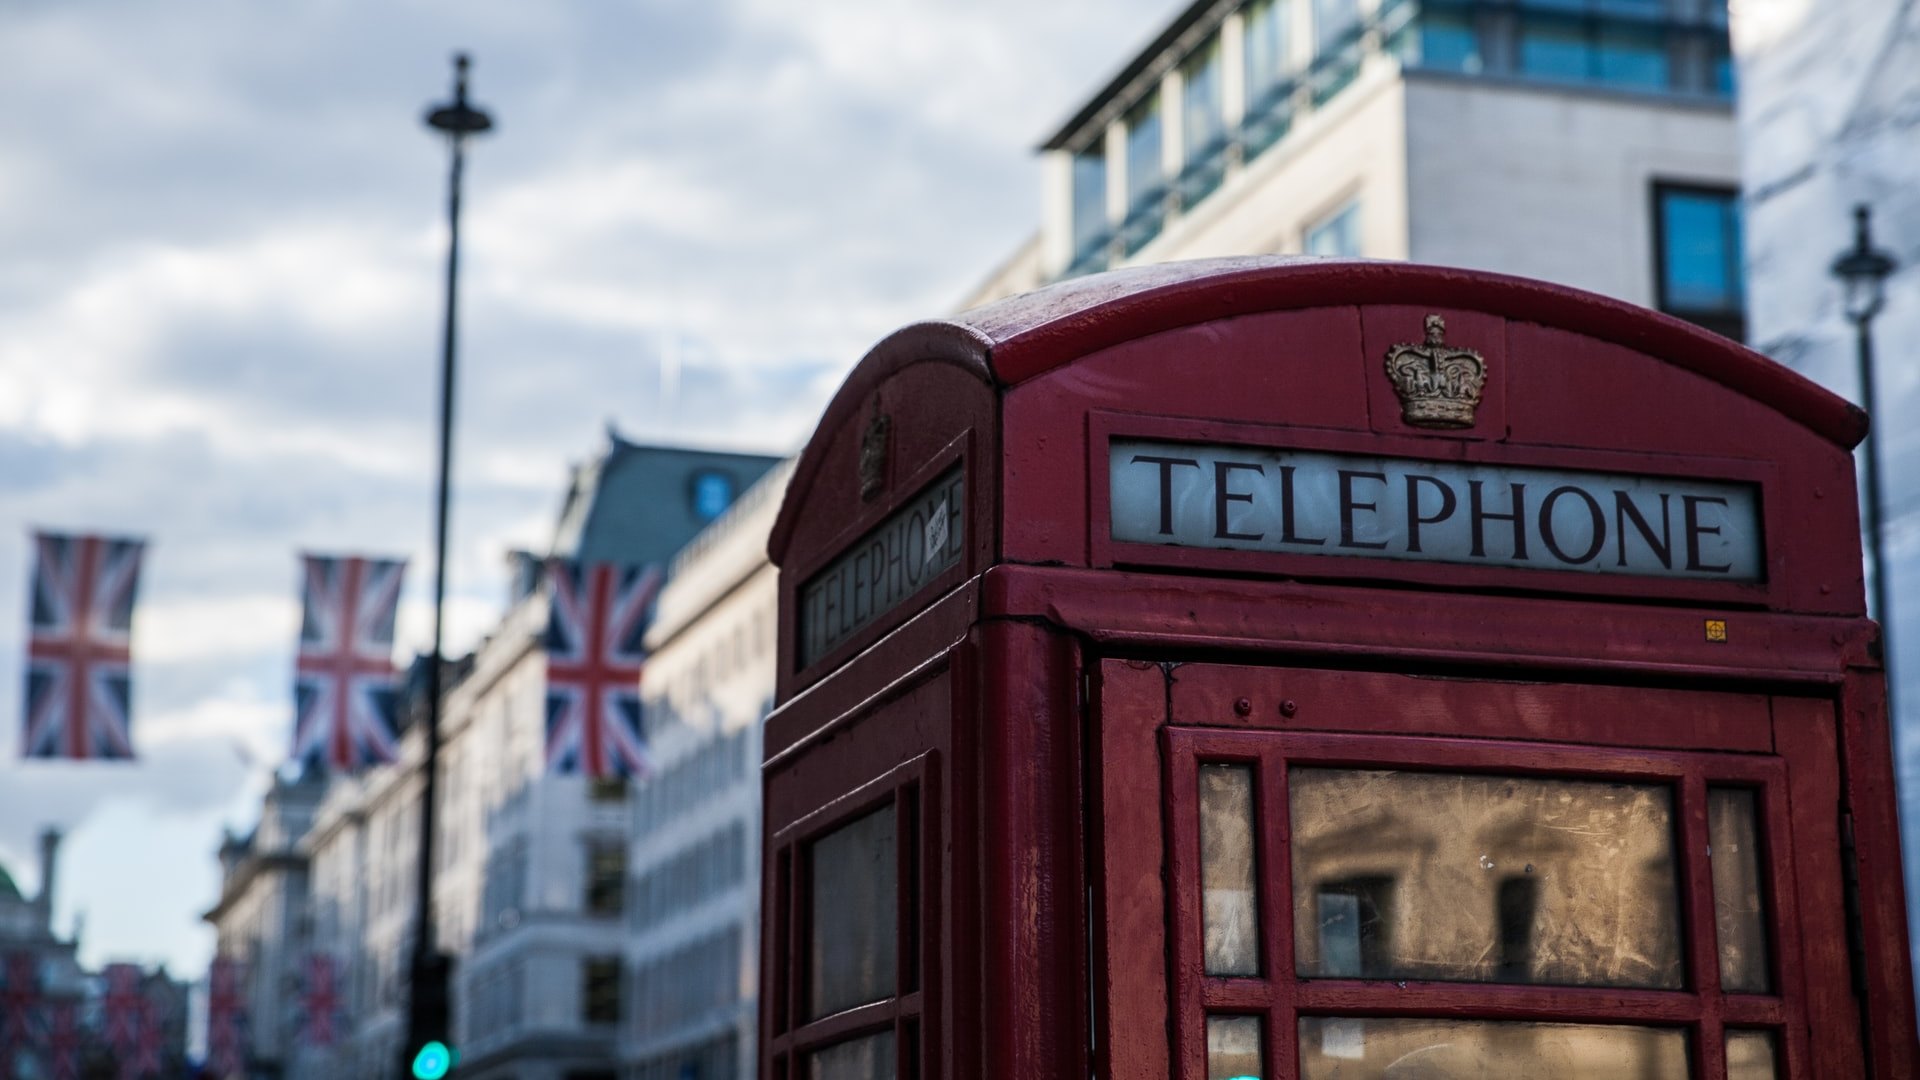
[1298, 1017, 1690, 1078]
[1201, 765, 1261, 975]
[809, 1030, 897, 1080]
[1726, 1029, 1780, 1080]
[1207, 1015, 1265, 1080]
[1291, 768, 1683, 988]
[1710, 787, 1772, 993]
[810, 806, 897, 1019]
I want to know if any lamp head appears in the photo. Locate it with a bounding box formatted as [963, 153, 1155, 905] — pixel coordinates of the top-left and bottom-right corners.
[426, 52, 493, 138]
[1831, 204, 1897, 324]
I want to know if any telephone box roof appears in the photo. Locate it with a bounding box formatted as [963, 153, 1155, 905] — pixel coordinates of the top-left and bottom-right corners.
[772, 257, 1863, 565]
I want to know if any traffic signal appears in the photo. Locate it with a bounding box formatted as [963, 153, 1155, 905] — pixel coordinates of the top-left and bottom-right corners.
[403, 951, 456, 1079]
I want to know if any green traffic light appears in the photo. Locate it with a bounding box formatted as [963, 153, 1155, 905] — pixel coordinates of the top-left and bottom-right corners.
[411, 1040, 453, 1080]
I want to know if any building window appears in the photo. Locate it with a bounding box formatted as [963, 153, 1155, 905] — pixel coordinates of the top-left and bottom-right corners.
[1412, 8, 1482, 73]
[1179, 37, 1229, 208]
[1313, 0, 1362, 54]
[1245, 0, 1294, 104]
[1121, 91, 1166, 256]
[1306, 200, 1363, 258]
[1069, 146, 1109, 271]
[589, 775, 628, 803]
[689, 470, 735, 523]
[1653, 183, 1745, 340]
[582, 956, 622, 1025]
[585, 840, 626, 916]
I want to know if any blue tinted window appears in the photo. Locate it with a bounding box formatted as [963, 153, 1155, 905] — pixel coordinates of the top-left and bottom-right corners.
[1597, 26, 1669, 88]
[1245, 0, 1294, 100]
[1418, 12, 1481, 72]
[1713, 42, 1735, 94]
[1071, 148, 1108, 252]
[1183, 37, 1226, 161]
[1315, 0, 1362, 53]
[1520, 18, 1593, 81]
[1306, 201, 1362, 257]
[692, 471, 735, 522]
[1658, 187, 1743, 313]
[1125, 93, 1164, 209]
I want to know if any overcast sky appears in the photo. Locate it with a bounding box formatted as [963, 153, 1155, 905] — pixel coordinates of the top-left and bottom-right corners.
[0, 0, 1171, 975]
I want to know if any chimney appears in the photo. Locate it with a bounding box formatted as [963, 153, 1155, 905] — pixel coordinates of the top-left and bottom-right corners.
[36, 827, 61, 934]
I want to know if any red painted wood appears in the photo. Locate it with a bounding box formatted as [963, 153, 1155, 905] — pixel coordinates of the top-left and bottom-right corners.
[1839, 674, 1920, 1076]
[1773, 696, 1868, 1077]
[1679, 774, 1729, 1078]
[1358, 304, 1509, 442]
[1091, 661, 1172, 1080]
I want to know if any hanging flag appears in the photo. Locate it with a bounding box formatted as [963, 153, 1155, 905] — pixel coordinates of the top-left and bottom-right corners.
[102, 962, 144, 1051]
[205, 955, 246, 1079]
[297, 952, 344, 1048]
[544, 560, 663, 779]
[121, 996, 163, 1080]
[291, 555, 405, 771]
[1, 949, 40, 1049]
[22, 531, 145, 760]
[47, 999, 82, 1080]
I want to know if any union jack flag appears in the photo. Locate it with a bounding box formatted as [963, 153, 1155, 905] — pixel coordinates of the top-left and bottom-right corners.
[291, 555, 405, 771]
[205, 955, 246, 1078]
[1, 949, 39, 1048]
[102, 962, 144, 1050]
[544, 559, 663, 779]
[22, 531, 145, 760]
[47, 999, 83, 1080]
[297, 952, 344, 1048]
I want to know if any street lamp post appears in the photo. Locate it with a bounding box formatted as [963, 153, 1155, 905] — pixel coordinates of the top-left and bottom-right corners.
[1831, 203, 1900, 709]
[407, 53, 492, 1077]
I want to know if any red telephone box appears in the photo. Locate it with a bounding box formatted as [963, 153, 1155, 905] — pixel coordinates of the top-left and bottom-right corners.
[760, 258, 1918, 1079]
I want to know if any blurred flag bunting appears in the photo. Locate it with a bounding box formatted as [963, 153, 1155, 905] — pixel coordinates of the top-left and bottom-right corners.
[544, 559, 662, 779]
[21, 531, 145, 760]
[291, 555, 405, 771]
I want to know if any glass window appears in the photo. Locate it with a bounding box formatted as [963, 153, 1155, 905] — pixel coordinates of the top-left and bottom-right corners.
[1183, 37, 1226, 161]
[1298, 1017, 1691, 1077]
[1416, 12, 1481, 73]
[1289, 768, 1684, 988]
[1657, 186, 1744, 321]
[1199, 764, 1261, 975]
[1071, 147, 1109, 253]
[1726, 1029, 1781, 1079]
[582, 956, 622, 1024]
[1305, 201, 1362, 258]
[584, 840, 625, 916]
[1244, 0, 1294, 105]
[1709, 788, 1772, 992]
[1125, 92, 1165, 210]
[1313, 0, 1362, 54]
[1519, 17, 1593, 82]
[1206, 1015, 1265, 1079]
[690, 470, 735, 522]
[1596, 25, 1670, 89]
[809, 805, 898, 1019]
[809, 1030, 896, 1080]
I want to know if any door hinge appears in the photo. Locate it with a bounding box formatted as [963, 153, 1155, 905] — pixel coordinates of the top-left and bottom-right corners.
[1840, 810, 1871, 999]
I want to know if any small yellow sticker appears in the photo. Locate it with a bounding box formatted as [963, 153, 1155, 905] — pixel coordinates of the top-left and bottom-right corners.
[1704, 619, 1728, 643]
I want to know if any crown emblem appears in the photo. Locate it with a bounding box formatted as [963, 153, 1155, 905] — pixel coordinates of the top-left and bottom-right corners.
[1384, 314, 1487, 429]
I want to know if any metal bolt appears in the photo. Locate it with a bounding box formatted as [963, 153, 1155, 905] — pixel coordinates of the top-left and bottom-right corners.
[1234, 697, 1252, 716]
[1280, 699, 1298, 718]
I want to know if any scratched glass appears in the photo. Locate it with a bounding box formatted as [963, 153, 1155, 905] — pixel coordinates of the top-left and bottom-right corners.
[1201, 764, 1262, 975]
[1710, 787, 1773, 993]
[809, 806, 897, 1019]
[808, 1029, 896, 1080]
[1298, 1017, 1690, 1077]
[1725, 1029, 1780, 1080]
[1206, 1015, 1265, 1080]
[1290, 768, 1683, 988]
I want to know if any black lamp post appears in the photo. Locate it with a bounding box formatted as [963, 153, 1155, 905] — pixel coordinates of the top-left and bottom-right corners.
[407, 52, 491, 1079]
[1831, 203, 1900, 706]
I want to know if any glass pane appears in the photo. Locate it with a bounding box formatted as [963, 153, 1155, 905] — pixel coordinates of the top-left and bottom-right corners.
[1520, 17, 1593, 82]
[1290, 768, 1683, 988]
[1245, 0, 1293, 98]
[1207, 1015, 1265, 1080]
[809, 805, 897, 1018]
[1313, 0, 1361, 54]
[1299, 1017, 1691, 1077]
[809, 1029, 897, 1080]
[1071, 148, 1108, 252]
[1726, 1029, 1780, 1080]
[1125, 93, 1164, 208]
[1305, 202, 1361, 257]
[1596, 25, 1669, 89]
[1710, 787, 1772, 992]
[1661, 189, 1743, 312]
[1183, 37, 1226, 161]
[1201, 764, 1261, 975]
[1418, 14, 1481, 73]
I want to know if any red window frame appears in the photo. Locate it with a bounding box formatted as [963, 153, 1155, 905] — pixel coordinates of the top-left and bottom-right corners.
[1163, 728, 1811, 1079]
[766, 752, 939, 1080]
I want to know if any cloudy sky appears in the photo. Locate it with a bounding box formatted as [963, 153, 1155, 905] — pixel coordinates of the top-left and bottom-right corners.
[0, 0, 1170, 975]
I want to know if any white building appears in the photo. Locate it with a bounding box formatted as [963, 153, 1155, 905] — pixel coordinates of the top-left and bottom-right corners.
[1731, 0, 1920, 971]
[966, 0, 1747, 344]
[619, 459, 791, 1080]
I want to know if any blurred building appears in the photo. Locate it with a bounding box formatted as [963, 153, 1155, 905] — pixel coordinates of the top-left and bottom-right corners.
[620, 459, 791, 1080]
[966, 0, 1747, 341]
[1730, 0, 1920, 972]
[207, 432, 778, 1080]
[4, 829, 190, 1078]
